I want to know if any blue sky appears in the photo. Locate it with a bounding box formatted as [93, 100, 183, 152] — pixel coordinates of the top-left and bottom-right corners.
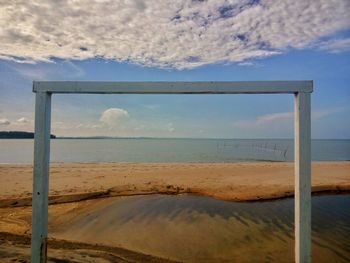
[0, 0, 349, 138]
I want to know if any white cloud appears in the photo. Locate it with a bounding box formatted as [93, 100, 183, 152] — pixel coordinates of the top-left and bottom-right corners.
[99, 108, 129, 126]
[234, 107, 348, 128]
[9, 60, 84, 80]
[0, 0, 349, 69]
[144, 104, 160, 110]
[166, 122, 175, 132]
[0, 118, 11, 126]
[0, 116, 34, 131]
[237, 61, 255, 66]
[256, 112, 293, 124]
[92, 124, 103, 129]
[312, 106, 348, 119]
[0, 55, 37, 64]
[234, 111, 293, 128]
[318, 38, 350, 53]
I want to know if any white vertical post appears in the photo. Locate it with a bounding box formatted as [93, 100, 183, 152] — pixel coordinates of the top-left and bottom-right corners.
[294, 92, 311, 263]
[31, 92, 52, 263]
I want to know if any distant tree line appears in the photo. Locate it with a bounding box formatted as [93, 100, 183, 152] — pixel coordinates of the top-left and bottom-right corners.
[0, 131, 56, 139]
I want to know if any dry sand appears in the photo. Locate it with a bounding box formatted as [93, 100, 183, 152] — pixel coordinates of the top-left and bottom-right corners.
[0, 161, 349, 207]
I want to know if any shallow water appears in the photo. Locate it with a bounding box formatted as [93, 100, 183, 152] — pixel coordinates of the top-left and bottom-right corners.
[52, 194, 350, 263]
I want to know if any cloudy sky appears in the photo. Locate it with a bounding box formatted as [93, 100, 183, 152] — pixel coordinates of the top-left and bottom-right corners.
[0, 0, 350, 138]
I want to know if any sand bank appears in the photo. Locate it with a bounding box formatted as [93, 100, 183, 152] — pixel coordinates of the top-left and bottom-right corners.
[0, 231, 179, 263]
[0, 161, 349, 207]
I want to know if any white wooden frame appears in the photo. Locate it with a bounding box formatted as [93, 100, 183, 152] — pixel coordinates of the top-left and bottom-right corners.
[32, 81, 312, 263]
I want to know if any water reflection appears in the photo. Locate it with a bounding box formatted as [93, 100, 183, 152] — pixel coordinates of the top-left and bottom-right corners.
[53, 195, 350, 262]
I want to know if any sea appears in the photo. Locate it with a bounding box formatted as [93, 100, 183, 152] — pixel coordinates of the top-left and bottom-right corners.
[0, 138, 349, 163]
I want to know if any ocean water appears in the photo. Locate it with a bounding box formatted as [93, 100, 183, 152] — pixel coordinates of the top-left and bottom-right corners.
[0, 138, 349, 163]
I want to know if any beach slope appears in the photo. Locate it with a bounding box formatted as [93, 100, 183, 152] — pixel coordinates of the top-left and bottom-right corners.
[0, 161, 349, 206]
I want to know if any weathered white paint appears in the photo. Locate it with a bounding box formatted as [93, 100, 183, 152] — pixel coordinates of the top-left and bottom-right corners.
[31, 81, 312, 263]
[31, 92, 51, 263]
[33, 81, 313, 94]
[294, 92, 312, 263]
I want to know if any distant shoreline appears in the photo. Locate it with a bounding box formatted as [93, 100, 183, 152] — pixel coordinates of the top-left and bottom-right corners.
[56, 138, 350, 141]
[0, 131, 56, 139]
[1, 132, 349, 140]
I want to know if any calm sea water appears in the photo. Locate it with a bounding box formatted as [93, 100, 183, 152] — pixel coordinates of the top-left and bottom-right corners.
[0, 138, 349, 163]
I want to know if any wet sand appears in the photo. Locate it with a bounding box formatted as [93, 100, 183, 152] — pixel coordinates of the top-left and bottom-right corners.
[0, 198, 180, 262]
[0, 231, 179, 263]
[0, 161, 349, 207]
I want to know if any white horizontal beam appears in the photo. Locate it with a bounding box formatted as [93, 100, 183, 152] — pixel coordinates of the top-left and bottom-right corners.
[33, 81, 313, 94]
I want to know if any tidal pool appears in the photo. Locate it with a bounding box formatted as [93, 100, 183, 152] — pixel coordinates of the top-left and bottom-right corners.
[52, 194, 350, 262]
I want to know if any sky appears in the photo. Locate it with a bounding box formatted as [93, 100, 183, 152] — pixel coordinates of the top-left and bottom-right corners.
[0, 0, 350, 138]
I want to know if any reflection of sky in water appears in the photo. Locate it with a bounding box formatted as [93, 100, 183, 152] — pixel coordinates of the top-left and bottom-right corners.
[54, 195, 350, 262]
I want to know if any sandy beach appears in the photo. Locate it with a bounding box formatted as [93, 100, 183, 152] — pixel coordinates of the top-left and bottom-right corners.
[0, 161, 349, 262]
[0, 161, 349, 206]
